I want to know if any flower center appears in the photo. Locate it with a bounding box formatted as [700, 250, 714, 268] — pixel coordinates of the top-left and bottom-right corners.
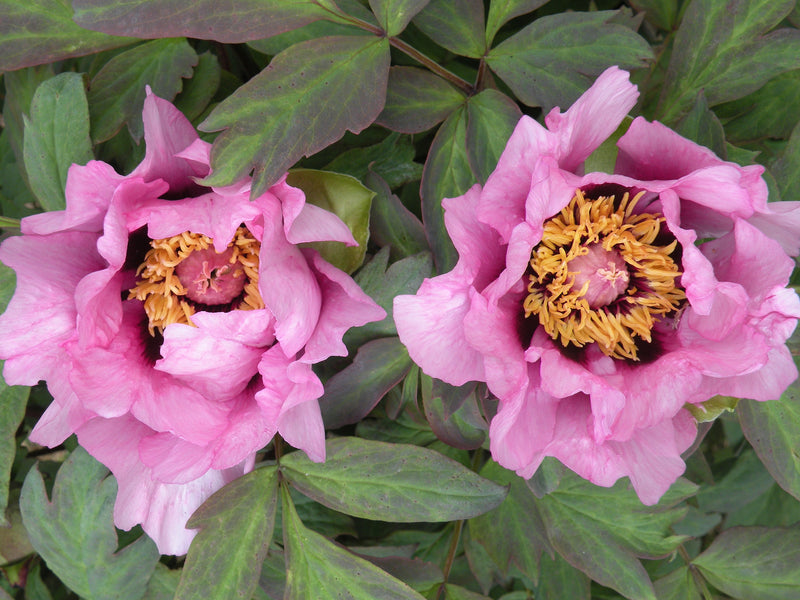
[129, 226, 264, 335]
[523, 189, 685, 361]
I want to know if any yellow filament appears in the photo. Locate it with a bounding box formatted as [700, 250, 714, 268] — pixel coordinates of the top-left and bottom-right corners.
[129, 227, 265, 335]
[524, 189, 685, 361]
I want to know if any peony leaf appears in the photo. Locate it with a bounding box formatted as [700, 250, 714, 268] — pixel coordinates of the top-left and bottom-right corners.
[696, 449, 775, 514]
[0, 0, 132, 71]
[323, 133, 423, 190]
[281, 485, 426, 600]
[443, 584, 490, 600]
[0, 366, 27, 526]
[629, 0, 680, 31]
[365, 173, 430, 260]
[142, 564, 181, 600]
[19, 448, 160, 600]
[465, 89, 522, 184]
[22, 73, 94, 212]
[535, 551, 591, 600]
[685, 394, 739, 424]
[173, 51, 222, 123]
[318, 337, 413, 429]
[486, 10, 653, 110]
[468, 460, 551, 584]
[653, 566, 702, 600]
[346, 247, 434, 346]
[657, 0, 800, 123]
[420, 106, 475, 273]
[200, 36, 391, 198]
[739, 380, 800, 502]
[88, 38, 197, 143]
[368, 0, 430, 36]
[175, 467, 279, 600]
[72, 0, 343, 42]
[286, 168, 375, 274]
[413, 0, 486, 58]
[672, 91, 727, 158]
[281, 437, 507, 522]
[421, 376, 485, 450]
[485, 0, 550, 46]
[693, 527, 800, 599]
[247, 20, 367, 57]
[772, 120, 800, 203]
[376, 67, 466, 134]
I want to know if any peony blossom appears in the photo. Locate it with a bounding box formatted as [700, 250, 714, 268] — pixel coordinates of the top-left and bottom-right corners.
[0, 90, 385, 554]
[394, 67, 800, 504]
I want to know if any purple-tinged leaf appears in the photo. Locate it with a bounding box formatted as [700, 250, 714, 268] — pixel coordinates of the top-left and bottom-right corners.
[413, 0, 486, 58]
[673, 91, 727, 158]
[377, 66, 466, 134]
[486, 10, 652, 110]
[0, 0, 132, 72]
[176, 467, 279, 600]
[318, 337, 412, 429]
[421, 377, 486, 450]
[536, 552, 591, 600]
[88, 38, 197, 143]
[420, 106, 475, 273]
[465, 89, 521, 184]
[281, 437, 507, 522]
[693, 527, 800, 600]
[72, 0, 345, 43]
[485, 0, 550, 46]
[368, 0, 431, 36]
[354, 552, 443, 592]
[200, 35, 390, 197]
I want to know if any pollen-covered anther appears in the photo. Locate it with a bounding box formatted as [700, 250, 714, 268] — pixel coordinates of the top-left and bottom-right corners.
[129, 227, 265, 335]
[523, 189, 685, 361]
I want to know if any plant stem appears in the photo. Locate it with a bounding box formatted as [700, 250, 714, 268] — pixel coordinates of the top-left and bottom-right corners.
[0, 216, 21, 228]
[676, 543, 714, 600]
[436, 520, 464, 600]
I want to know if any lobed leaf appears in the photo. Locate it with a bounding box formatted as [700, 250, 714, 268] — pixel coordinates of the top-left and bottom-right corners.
[657, 0, 800, 123]
[0, 0, 132, 71]
[693, 527, 800, 600]
[175, 467, 279, 600]
[19, 448, 159, 600]
[281, 485, 426, 600]
[72, 0, 344, 42]
[368, 0, 430, 36]
[174, 51, 222, 123]
[412, 0, 486, 58]
[88, 38, 197, 143]
[318, 337, 413, 429]
[465, 89, 522, 184]
[281, 437, 506, 522]
[286, 168, 375, 274]
[23, 72, 94, 212]
[486, 10, 653, 110]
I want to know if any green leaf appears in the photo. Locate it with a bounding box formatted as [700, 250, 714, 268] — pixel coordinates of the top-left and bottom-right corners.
[376, 66, 466, 134]
[272, 489, 358, 542]
[73, 0, 342, 42]
[653, 566, 702, 600]
[24, 562, 53, 600]
[88, 38, 197, 143]
[444, 584, 491, 600]
[0, 366, 28, 526]
[685, 395, 739, 424]
[175, 467, 279, 600]
[468, 460, 551, 584]
[318, 337, 412, 429]
[420, 106, 474, 273]
[174, 51, 222, 123]
[0, 503, 34, 565]
[672, 91, 727, 158]
[323, 133, 423, 189]
[421, 377, 485, 450]
[201, 36, 390, 197]
[285, 168, 375, 274]
[536, 551, 591, 600]
[365, 173, 429, 260]
[413, 0, 486, 58]
[486, 10, 653, 110]
[485, 0, 550, 46]
[281, 485, 426, 600]
[693, 527, 800, 600]
[465, 90, 522, 184]
[248, 20, 367, 57]
[535, 472, 697, 600]
[657, 0, 800, 123]
[0, 0, 132, 71]
[771, 120, 800, 202]
[369, 0, 430, 36]
[281, 437, 506, 521]
[584, 116, 632, 174]
[22, 73, 94, 212]
[696, 449, 775, 514]
[142, 564, 181, 600]
[726, 483, 800, 529]
[739, 383, 800, 502]
[20, 448, 159, 600]
[629, 0, 679, 31]
[715, 70, 800, 144]
[346, 247, 433, 346]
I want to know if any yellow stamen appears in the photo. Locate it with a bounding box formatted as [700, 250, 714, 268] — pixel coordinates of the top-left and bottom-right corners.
[129, 226, 265, 335]
[524, 189, 685, 361]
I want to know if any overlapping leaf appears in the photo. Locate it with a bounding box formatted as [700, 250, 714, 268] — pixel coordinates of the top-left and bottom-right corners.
[412, 0, 485, 58]
[484, 0, 550, 46]
[368, 0, 430, 36]
[175, 467, 279, 600]
[20, 448, 159, 600]
[365, 174, 429, 260]
[465, 90, 522, 184]
[201, 35, 390, 197]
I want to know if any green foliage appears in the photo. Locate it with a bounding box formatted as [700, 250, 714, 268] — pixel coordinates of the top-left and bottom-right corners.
[19, 448, 160, 600]
[413, 0, 486, 58]
[368, 0, 430, 36]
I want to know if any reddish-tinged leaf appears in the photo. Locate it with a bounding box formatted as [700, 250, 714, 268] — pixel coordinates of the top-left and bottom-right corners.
[200, 35, 390, 197]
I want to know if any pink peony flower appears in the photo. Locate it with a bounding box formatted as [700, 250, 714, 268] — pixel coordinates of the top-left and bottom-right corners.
[0, 89, 385, 554]
[394, 67, 800, 504]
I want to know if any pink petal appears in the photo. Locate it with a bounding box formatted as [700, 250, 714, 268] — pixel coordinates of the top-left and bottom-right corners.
[209, 392, 275, 470]
[279, 398, 326, 463]
[748, 200, 800, 256]
[139, 432, 213, 484]
[545, 66, 639, 172]
[300, 249, 386, 364]
[274, 176, 357, 245]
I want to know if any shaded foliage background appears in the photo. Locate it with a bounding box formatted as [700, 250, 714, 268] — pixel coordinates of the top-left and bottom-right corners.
[1, 0, 800, 598]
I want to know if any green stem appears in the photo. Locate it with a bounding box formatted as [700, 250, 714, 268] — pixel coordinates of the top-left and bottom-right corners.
[436, 520, 464, 600]
[0, 216, 21, 228]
